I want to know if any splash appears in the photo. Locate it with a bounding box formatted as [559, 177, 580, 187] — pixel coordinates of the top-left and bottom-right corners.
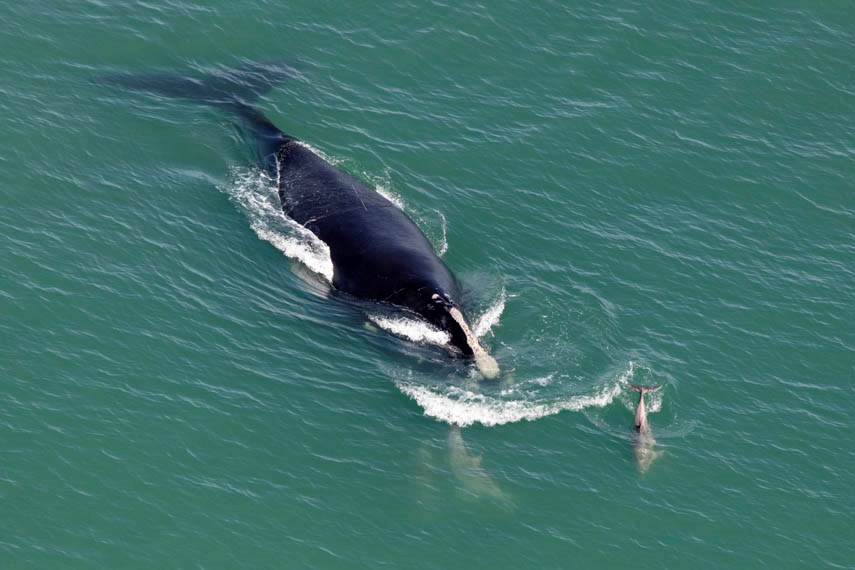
[368, 314, 451, 346]
[223, 168, 334, 282]
[375, 184, 406, 211]
[397, 380, 623, 428]
[368, 287, 506, 353]
[435, 210, 448, 257]
[473, 288, 506, 338]
[224, 163, 412, 282]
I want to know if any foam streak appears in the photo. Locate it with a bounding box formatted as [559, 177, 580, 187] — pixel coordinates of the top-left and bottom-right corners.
[398, 382, 622, 427]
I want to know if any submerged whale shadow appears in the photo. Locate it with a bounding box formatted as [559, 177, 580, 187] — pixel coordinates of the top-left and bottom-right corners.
[411, 425, 513, 511]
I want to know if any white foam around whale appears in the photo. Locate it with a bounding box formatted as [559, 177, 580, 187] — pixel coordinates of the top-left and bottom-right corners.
[368, 286, 507, 351]
[368, 314, 451, 346]
[225, 165, 412, 282]
[375, 184, 406, 211]
[225, 168, 334, 282]
[435, 210, 448, 257]
[473, 288, 506, 338]
[397, 360, 641, 427]
[397, 380, 623, 428]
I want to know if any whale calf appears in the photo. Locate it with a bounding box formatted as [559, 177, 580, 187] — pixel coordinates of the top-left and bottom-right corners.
[629, 384, 663, 474]
[98, 64, 499, 377]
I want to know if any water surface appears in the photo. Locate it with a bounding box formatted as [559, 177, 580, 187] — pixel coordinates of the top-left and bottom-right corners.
[2, 1, 853, 568]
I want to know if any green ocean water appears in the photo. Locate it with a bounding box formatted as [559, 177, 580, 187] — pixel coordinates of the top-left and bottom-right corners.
[2, 1, 853, 568]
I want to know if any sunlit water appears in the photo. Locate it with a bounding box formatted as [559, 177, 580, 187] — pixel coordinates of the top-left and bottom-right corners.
[1, 1, 852, 568]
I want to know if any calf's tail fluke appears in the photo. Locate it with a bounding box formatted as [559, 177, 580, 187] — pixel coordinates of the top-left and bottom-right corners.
[629, 384, 662, 395]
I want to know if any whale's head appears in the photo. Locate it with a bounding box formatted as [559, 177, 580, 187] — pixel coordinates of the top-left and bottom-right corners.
[423, 292, 472, 355]
[422, 291, 499, 379]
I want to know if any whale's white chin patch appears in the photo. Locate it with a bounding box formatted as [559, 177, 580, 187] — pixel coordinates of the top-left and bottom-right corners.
[448, 306, 500, 379]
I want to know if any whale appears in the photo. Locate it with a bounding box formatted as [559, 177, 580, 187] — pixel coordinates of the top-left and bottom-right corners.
[629, 384, 663, 474]
[244, 104, 499, 377]
[97, 63, 499, 378]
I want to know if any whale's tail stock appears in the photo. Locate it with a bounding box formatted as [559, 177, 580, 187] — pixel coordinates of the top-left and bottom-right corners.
[94, 60, 297, 173]
[94, 60, 296, 107]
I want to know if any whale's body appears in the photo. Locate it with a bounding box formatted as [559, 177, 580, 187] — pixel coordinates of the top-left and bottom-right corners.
[276, 139, 457, 303]
[630, 384, 663, 474]
[98, 65, 498, 377]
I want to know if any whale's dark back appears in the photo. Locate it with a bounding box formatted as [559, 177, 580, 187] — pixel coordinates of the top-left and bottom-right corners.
[95, 63, 474, 349]
[275, 141, 459, 305]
